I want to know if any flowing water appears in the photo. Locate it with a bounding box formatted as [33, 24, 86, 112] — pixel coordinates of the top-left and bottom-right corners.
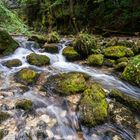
[0, 36, 140, 140]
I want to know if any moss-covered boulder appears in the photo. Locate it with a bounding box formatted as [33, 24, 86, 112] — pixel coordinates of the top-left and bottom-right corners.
[87, 54, 104, 66]
[16, 99, 33, 111]
[116, 57, 129, 64]
[16, 68, 38, 85]
[104, 59, 116, 67]
[114, 62, 128, 72]
[43, 43, 58, 53]
[78, 83, 108, 127]
[27, 53, 50, 66]
[109, 101, 136, 133]
[0, 30, 18, 56]
[4, 59, 22, 68]
[47, 31, 60, 43]
[62, 46, 80, 61]
[121, 55, 140, 86]
[109, 90, 140, 114]
[0, 112, 10, 123]
[44, 72, 88, 96]
[104, 46, 134, 59]
[73, 32, 97, 57]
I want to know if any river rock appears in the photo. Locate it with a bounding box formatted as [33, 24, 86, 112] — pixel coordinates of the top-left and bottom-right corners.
[0, 112, 10, 123]
[109, 101, 136, 133]
[62, 46, 80, 61]
[44, 72, 89, 96]
[78, 82, 108, 127]
[43, 43, 58, 53]
[104, 59, 116, 67]
[27, 53, 50, 66]
[87, 54, 104, 66]
[114, 62, 128, 72]
[109, 89, 140, 114]
[104, 46, 134, 59]
[4, 59, 22, 68]
[121, 55, 140, 87]
[16, 68, 39, 85]
[0, 30, 18, 56]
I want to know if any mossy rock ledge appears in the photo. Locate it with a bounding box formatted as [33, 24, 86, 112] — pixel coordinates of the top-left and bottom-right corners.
[43, 43, 58, 53]
[4, 59, 22, 68]
[104, 46, 134, 59]
[43, 72, 89, 96]
[27, 53, 50, 66]
[16, 68, 38, 85]
[62, 46, 80, 61]
[78, 83, 108, 127]
[121, 55, 140, 87]
[0, 30, 18, 56]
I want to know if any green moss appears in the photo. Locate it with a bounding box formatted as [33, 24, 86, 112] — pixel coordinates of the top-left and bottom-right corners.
[104, 59, 116, 67]
[109, 90, 140, 114]
[62, 46, 80, 61]
[47, 31, 60, 43]
[116, 57, 129, 64]
[0, 129, 4, 139]
[16, 68, 38, 85]
[0, 112, 10, 123]
[122, 55, 140, 86]
[45, 72, 88, 96]
[27, 53, 50, 66]
[16, 99, 33, 111]
[73, 32, 97, 57]
[104, 46, 134, 59]
[0, 30, 18, 56]
[114, 62, 127, 72]
[43, 43, 58, 53]
[87, 54, 104, 66]
[78, 83, 108, 127]
[4, 59, 22, 68]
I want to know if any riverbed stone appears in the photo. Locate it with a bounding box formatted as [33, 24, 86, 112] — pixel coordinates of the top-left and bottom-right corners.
[104, 46, 134, 59]
[0, 30, 18, 56]
[15, 99, 33, 111]
[121, 55, 140, 86]
[0, 112, 10, 123]
[109, 90, 140, 114]
[43, 43, 58, 53]
[62, 46, 80, 61]
[4, 59, 22, 68]
[78, 83, 108, 127]
[44, 72, 89, 96]
[27, 53, 50, 66]
[87, 54, 104, 66]
[16, 68, 38, 85]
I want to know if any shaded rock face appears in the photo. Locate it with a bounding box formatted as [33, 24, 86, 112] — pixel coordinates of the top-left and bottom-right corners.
[3, 59, 22, 68]
[0, 30, 18, 56]
[62, 46, 80, 61]
[109, 101, 136, 134]
[109, 90, 140, 114]
[44, 72, 89, 96]
[104, 46, 134, 59]
[15, 68, 38, 85]
[26, 53, 50, 66]
[122, 55, 140, 87]
[78, 83, 108, 127]
[43, 43, 58, 53]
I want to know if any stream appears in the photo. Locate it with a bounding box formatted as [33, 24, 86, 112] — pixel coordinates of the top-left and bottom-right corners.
[0, 36, 140, 140]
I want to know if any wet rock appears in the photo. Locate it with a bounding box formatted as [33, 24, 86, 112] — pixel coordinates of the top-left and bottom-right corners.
[43, 43, 58, 53]
[116, 57, 129, 64]
[0, 104, 9, 111]
[0, 112, 10, 123]
[62, 46, 80, 61]
[78, 82, 108, 127]
[15, 99, 33, 111]
[44, 72, 88, 96]
[104, 59, 116, 67]
[27, 53, 50, 66]
[104, 46, 134, 59]
[109, 101, 136, 133]
[87, 54, 104, 66]
[73, 32, 97, 57]
[15, 130, 30, 140]
[121, 55, 140, 87]
[37, 120, 47, 130]
[0, 129, 5, 139]
[36, 130, 48, 140]
[4, 59, 22, 68]
[109, 90, 140, 114]
[0, 30, 18, 56]
[112, 135, 124, 140]
[114, 62, 127, 72]
[16, 68, 38, 85]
